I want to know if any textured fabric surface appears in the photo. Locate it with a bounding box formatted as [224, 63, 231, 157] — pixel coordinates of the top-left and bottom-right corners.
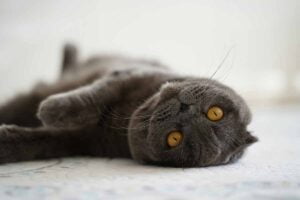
[0, 106, 299, 200]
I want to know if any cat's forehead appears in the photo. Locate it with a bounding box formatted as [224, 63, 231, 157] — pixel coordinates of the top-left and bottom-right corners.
[165, 78, 232, 91]
[170, 78, 239, 100]
[182, 78, 232, 90]
[161, 78, 252, 124]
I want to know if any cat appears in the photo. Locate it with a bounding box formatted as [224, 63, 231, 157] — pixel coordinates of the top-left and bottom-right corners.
[0, 44, 257, 167]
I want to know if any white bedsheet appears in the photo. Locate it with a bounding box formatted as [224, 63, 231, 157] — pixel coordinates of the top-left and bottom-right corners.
[0, 106, 299, 200]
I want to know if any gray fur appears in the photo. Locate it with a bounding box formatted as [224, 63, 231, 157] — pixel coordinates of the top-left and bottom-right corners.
[0, 45, 257, 167]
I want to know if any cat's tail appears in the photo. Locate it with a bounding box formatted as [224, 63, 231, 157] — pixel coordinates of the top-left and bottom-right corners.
[61, 43, 78, 73]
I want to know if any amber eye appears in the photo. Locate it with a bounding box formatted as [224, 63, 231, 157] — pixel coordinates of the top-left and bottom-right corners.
[207, 106, 224, 121]
[167, 131, 183, 147]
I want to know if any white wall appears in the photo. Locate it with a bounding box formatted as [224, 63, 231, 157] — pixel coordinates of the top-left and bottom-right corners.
[0, 0, 299, 105]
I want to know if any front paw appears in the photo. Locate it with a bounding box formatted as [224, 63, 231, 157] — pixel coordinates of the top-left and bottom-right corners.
[37, 96, 79, 128]
[37, 97, 68, 127]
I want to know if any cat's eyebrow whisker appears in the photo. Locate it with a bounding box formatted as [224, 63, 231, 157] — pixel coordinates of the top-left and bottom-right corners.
[209, 46, 235, 80]
[219, 48, 236, 82]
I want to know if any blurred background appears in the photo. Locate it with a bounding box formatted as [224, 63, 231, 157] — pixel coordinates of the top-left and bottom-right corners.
[0, 0, 299, 107]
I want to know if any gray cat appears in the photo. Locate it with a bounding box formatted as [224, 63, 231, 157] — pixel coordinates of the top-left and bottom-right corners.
[0, 44, 257, 167]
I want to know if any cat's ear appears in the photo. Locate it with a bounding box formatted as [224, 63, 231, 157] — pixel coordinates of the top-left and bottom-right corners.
[233, 132, 257, 152]
[244, 131, 258, 145]
[159, 82, 182, 100]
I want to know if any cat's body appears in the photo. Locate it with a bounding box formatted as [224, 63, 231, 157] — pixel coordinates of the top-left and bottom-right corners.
[0, 45, 257, 167]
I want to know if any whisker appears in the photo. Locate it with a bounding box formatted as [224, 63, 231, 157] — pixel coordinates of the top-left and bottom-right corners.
[209, 46, 235, 80]
[219, 46, 236, 82]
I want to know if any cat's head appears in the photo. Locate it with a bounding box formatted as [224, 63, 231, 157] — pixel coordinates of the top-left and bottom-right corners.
[128, 78, 257, 167]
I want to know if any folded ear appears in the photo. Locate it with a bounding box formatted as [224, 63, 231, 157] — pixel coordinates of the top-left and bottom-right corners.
[244, 132, 258, 145]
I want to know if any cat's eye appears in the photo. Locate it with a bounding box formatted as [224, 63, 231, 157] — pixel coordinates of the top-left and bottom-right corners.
[167, 131, 183, 148]
[207, 106, 224, 121]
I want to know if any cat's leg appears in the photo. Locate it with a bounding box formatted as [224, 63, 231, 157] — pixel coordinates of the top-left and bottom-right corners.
[61, 43, 78, 74]
[0, 83, 74, 127]
[0, 88, 44, 127]
[37, 75, 124, 128]
[0, 124, 131, 163]
[0, 72, 100, 127]
[0, 43, 78, 127]
[0, 125, 92, 163]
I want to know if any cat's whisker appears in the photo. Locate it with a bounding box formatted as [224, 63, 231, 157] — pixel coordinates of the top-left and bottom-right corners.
[100, 105, 153, 121]
[109, 123, 149, 131]
[209, 46, 235, 80]
[218, 48, 236, 83]
[107, 117, 151, 131]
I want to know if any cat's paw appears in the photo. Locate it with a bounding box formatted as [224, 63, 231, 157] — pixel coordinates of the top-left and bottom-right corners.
[37, 95, 89, 128]
[38, 96, 74, 128]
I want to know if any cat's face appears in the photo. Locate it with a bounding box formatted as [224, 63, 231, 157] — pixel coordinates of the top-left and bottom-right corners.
[128, 78, 257, 167]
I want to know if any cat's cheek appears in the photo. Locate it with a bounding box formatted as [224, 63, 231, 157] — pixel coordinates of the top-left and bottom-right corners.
[128, 116, 153, 163]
